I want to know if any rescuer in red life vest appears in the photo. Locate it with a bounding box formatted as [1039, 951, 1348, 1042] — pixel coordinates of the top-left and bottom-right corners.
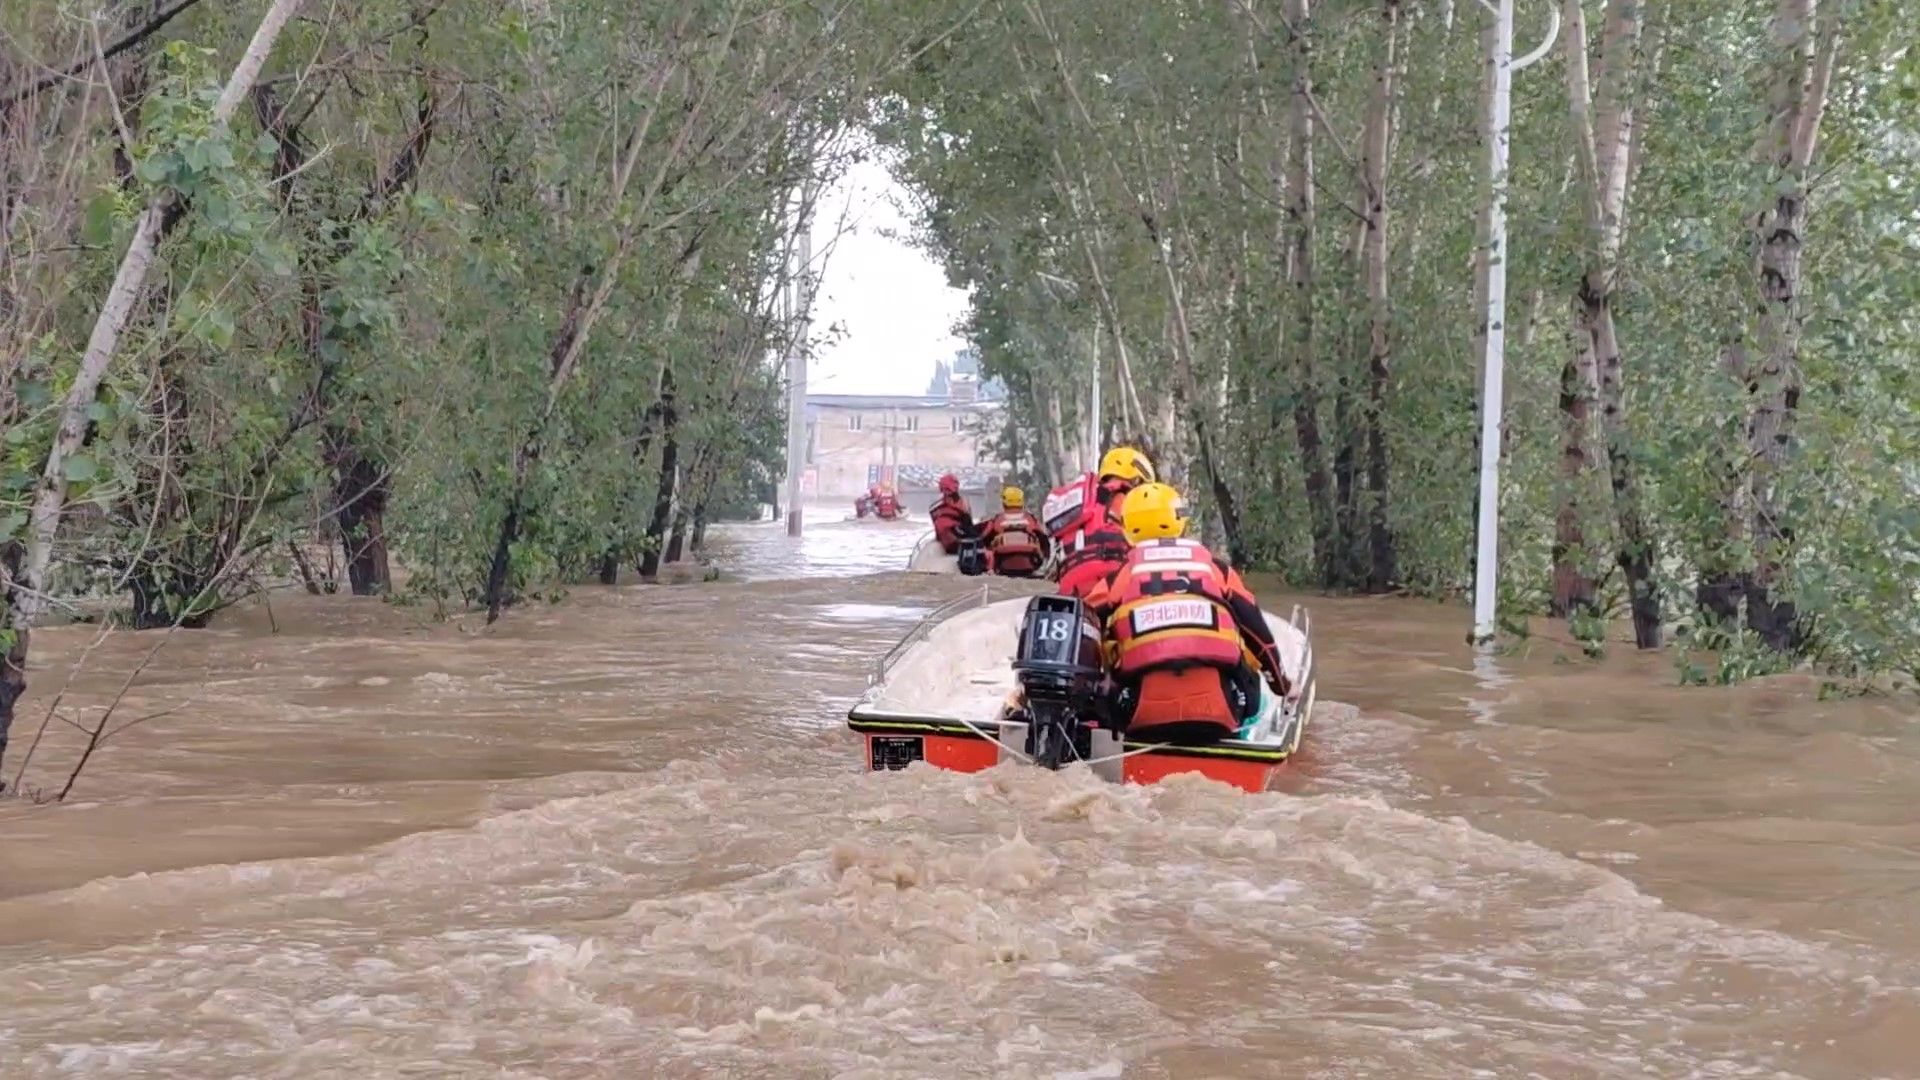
[981, 486, 1049, 577]
[1084, 482, 1288, 744]
[1044, 446, 1155, 598]
[927, 473, 975, 554]
[868, 484, 902, 520]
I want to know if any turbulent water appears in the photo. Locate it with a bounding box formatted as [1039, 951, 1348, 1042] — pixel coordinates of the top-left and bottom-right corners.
[2, 514, 1917, 1078]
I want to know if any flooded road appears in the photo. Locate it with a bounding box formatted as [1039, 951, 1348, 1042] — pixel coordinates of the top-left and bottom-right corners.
[2, 517, 1917, 1078]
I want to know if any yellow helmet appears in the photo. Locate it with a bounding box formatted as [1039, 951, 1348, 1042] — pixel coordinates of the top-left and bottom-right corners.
[1001, 485, 1025, 510]
[1098, 446, 1155, 485]
[1120, 482, 1188, 543]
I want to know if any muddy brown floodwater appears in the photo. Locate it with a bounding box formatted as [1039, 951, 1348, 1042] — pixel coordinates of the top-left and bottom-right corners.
[2, 514, 1917, 1078]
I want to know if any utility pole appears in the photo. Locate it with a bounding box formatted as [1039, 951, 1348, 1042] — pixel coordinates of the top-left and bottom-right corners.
[1471, 0, 1559, 643]
[783, 212, 813, 537]
[1088, 330, 1102, 470]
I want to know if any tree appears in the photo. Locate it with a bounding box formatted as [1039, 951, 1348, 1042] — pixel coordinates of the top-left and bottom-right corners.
[2, 0, 307, 772]
[1564, 0, 1659, 646]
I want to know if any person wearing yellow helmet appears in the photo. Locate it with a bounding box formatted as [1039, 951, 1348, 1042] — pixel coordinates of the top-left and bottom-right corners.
[1097, 446, 1155, 486]
[1081, 482, 1288, 743]
[980, 484, 1049, 577]
[1041, 444, 1156, 598]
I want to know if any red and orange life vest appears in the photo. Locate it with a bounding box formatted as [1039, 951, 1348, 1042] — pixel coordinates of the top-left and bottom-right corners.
[985, 510, 1045, 572]
[929, 494, 973, 551]
[1102, 539, 1250, 678]
[1043, 473, 1133, 586]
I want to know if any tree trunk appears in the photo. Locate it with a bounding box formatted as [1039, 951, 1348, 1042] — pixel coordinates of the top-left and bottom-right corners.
[664, 513, 689, 565]
[1697, 345, 1748, 625]
[483, 267, 596, 621]
[1039, 384, 1075, 482]
[1744, 186, 1807, 652]
[1332, 376, 1360, 586]
[1358, 0, 1401, 592]
[1565, 0, 1659, 646]
[639, 366, 681, 579]
[0, 541, 26, 781]
[602, 394, 667, 584]
[1281, 0, 1336, 583]
[331, 440, 391, 596]
[1592, 291, 1661, 645]
[1742, 0, 1837, 652]
[1552, 296, 1600, 616]
[690, 504, 710, 554]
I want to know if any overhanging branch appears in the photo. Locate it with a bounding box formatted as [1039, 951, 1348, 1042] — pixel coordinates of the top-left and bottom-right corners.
[1, 0, 212, 114]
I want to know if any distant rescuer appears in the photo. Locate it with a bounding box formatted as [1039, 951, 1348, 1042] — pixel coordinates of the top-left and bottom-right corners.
[858, 483, 902, 520]
[928, 473, 975, 553]
[1083, 482, 1289, 745]
[981, 486, 1048, 578]
[1044, 445, 1154, 599]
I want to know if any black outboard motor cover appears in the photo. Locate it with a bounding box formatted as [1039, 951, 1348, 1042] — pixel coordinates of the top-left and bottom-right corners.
[956, 535, 988, 576]
[1012, 595, 1106, 705]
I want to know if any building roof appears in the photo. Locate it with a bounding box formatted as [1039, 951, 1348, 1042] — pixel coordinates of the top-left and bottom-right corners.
[807, 393, 999, 410]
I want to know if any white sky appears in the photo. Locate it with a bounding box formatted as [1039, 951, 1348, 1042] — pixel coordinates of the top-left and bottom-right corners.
[805, 153, 972, 396]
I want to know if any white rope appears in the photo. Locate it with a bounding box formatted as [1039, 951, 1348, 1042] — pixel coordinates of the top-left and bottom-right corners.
[969, 712, 1036, 765]
[1079, 737, 1170, 766]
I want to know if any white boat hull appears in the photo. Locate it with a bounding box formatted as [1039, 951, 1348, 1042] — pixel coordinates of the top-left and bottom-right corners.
[847, 590, 1317, 791]
[906, 531, 960, 573]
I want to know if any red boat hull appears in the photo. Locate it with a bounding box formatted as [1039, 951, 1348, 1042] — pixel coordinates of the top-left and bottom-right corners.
[850, 717, 1288, 793]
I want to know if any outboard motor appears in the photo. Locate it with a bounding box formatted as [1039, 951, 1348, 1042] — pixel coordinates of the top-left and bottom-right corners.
[956, 535, 988, 576]
[1011, 595, 1108, 768]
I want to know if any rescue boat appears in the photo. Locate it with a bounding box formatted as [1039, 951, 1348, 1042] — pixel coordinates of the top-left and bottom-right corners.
[846, 586, 1316, 793]
[906, 530, 960, 573]
[907, 529, 1005, 576]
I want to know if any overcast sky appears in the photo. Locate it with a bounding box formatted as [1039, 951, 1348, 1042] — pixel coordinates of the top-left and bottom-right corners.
[805, 154, 971, 397]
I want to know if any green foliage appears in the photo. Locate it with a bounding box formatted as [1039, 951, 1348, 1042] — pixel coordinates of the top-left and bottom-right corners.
[3, 0, 1913, 693]
[6, 0, 942, 631]
[871, 0, 1920, 688]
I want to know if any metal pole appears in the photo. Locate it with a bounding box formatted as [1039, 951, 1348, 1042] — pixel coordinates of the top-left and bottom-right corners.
[1471, 0, 1557, 644]
[1470, 0, 1514, 645]
[783, 215, 812, 537]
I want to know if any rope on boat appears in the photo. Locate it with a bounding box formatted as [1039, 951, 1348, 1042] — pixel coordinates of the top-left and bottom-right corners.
[1078, 738, 1170, 766]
